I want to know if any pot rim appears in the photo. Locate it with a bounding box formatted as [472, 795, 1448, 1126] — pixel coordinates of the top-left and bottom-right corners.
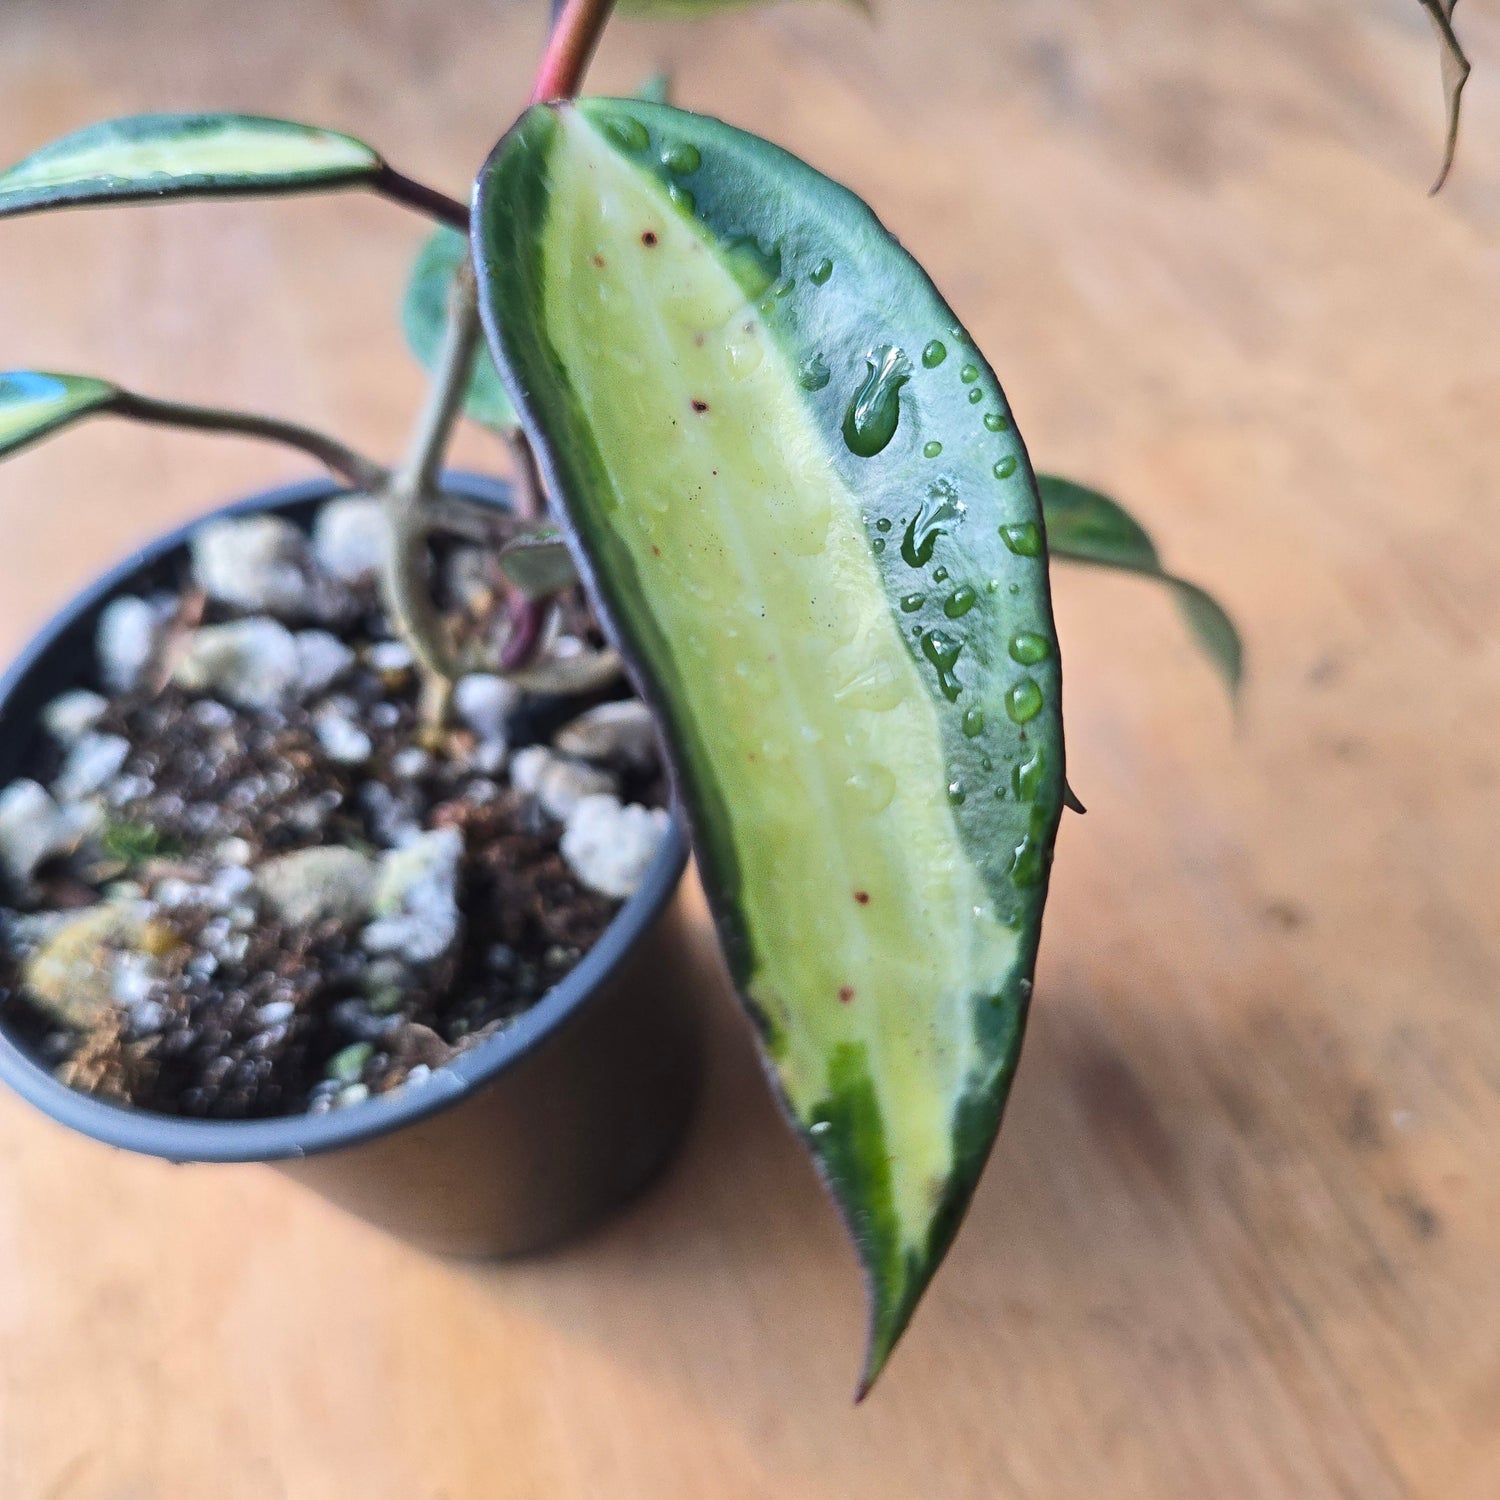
[0, 472, 690, 1164]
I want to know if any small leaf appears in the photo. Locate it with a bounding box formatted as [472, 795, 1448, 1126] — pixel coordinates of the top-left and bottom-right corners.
[476, 99, 1063, 1394]
[0, 371, 118, 459]
[633, 72, 674, 104]
[401, 227, 515, 432]
[1038, 474, 1243, 702]
[497, 531, 579, 599]
[0, 113, 384, 220]
[1417, 0, 1470, 192]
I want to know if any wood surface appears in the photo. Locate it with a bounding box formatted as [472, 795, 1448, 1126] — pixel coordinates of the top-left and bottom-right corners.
[0, 0, 1497, 1494]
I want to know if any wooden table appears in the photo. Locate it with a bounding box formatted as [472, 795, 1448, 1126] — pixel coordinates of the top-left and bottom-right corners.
[1, 1, 1496, 1494]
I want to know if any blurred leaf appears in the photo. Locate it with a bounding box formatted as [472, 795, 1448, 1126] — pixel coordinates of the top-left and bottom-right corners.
[401, 227, 516, 433]
[1039, 474, 1243, 703]
[633, 71, 674, 103]
[497, 531, 580, 599]
[101, 821, 181, 869]
[0, 371, 117, 459]
[619, 0, 867, 13]
[0, 113, 383, 220]
[1417, 0, 1470, 192]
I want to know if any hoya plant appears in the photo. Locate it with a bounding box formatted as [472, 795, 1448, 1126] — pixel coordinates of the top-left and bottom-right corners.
[0, 0, 1462, 1393]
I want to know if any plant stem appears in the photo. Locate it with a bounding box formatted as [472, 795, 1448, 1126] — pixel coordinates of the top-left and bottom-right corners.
[371, 165, 468, 230]
[109, 391, 388, 492]
[531, 0, 619, 103]
[381, 262, 483, 691]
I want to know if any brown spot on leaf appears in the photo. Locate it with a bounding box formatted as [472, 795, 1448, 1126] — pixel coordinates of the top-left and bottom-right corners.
[854, 891, 870, 905]
[591, 254, 605, 268]
[838, 986, 855, 1004]
[641, 230, 658, 246]
[691, 399, 709, 413]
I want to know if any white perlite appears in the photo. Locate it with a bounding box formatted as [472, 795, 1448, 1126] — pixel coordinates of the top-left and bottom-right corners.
[255, 846, 375, 927]
[311, 494, 387, 582]
[362, 827, 464, 965]
[96, 594, 172, 693]
[313, 705, 373, 766]
[510, 746, 616, 822]
[294, 630, 356, 698]
[0, 780, 101, 888]
[51, 733, 130, 803]
[191, 514, 315, 618]
[553, 700, 660, 771]
[560, 795, 669, 900]
[454, 673, 520, 744]
[40, 690, 109, 745]
[171, 618, 301, 709]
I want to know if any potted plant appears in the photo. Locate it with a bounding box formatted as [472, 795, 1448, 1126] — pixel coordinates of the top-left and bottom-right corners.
[0, 0, 1463, 1395]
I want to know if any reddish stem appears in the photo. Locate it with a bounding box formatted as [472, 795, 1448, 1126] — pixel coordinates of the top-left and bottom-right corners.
[499, 594, 549, 672]
[531, 0, 618, 104]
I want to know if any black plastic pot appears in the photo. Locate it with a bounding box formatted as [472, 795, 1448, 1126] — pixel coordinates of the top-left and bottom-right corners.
[0, 474, 701, 1256]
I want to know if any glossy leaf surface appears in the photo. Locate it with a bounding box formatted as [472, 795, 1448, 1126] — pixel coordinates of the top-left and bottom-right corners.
[0, 114, 383, 220]
[1039, 474, 1242, 702]
[0, 372, 117, 459]
[475, 99, 1064, 1391]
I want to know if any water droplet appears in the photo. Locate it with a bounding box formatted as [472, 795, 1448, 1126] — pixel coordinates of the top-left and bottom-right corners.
[1009, 833, 1045, 887]
[668, 182, 696, 214]
[921, 629, 964, 701]
[901, 592, 925, 612]
[875, 517, 892, 533]
[1000, 522, 1042, 557]
[934, 566, 949, 583]
[947, 780, 967, 806]
[663, 141, 701, 175]
[983, 412, 1011, 432]
[798, 354, 831, 390]
[1009, 631, 1051, 665]
[723, 236, 782, 300]
[833, 657, 906, 712]
[1006, 677, 1043, 724]
[872, 538, 886, 553]
[726, 333, 764, 377]
[923, 440, 943, 458]
[842, 347, 911, 458]
[902, 481, 960, 568]
[922, 340, 947, 368]
[981, 754, 994, 771]
[986, 579, 1000, 593]
[1013, 749, 1045, 800]
[810, 258, 834, 285]
[844, 761, 897, 813]
[603, 114, 650, 151]
[968, 387, 984, 405]
[962, 707, 985, 738]
[960, 364, 980, 384]
[993, 455, 1017, 479]
[944, 584, 978, 618]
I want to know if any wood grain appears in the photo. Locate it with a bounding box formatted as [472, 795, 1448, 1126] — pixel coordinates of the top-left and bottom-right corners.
[0, 0, 1497, 1494]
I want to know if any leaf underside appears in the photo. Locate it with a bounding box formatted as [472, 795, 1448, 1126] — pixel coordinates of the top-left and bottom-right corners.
[0, 113, 383, 220]
[475, 99, 1064, 1392]
[1038, 474, 1243, 702]
[0, 371, 118, 459]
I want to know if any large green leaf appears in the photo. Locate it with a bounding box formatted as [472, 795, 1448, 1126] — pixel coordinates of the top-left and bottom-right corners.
[475, 99, 1064, 1392]
[0, 371, 117, 458]
[0, 114, 383, 220]
[401, 226, 516, 432]
[1038, 474, 1242, 702]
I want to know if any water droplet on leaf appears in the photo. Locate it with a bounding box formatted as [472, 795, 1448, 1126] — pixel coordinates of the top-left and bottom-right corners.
[810, 258, 834, 285]
[922, 340, 947, 368]
[1000, 522, 1041, 557]
[983, 412, 1010, 432]
[923, 441, 943, 458]
[603, 114, 650, 151]
[921, 629, 964, 702]
[842, 347, 911, 458]
[993, 455, 1017, 479]
[960, 364, 979, 384]
[1006, 679, 1043, 724]
[962, 707, 985, 738]
[944, 585, 978, 618]
[798, 354, 831, 390]
[662, 141, 701, 174]
[900, 592, 925, 612]
[1009, 631, 1051, 665]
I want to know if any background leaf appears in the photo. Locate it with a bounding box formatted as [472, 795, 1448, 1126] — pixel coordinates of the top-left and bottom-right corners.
[401, 227, 516, 433]
[1038, 473, 1243, 702]
[0, 371, 117, 459]
[497, 531, 579, 599]
[0, 114, 383, 220]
